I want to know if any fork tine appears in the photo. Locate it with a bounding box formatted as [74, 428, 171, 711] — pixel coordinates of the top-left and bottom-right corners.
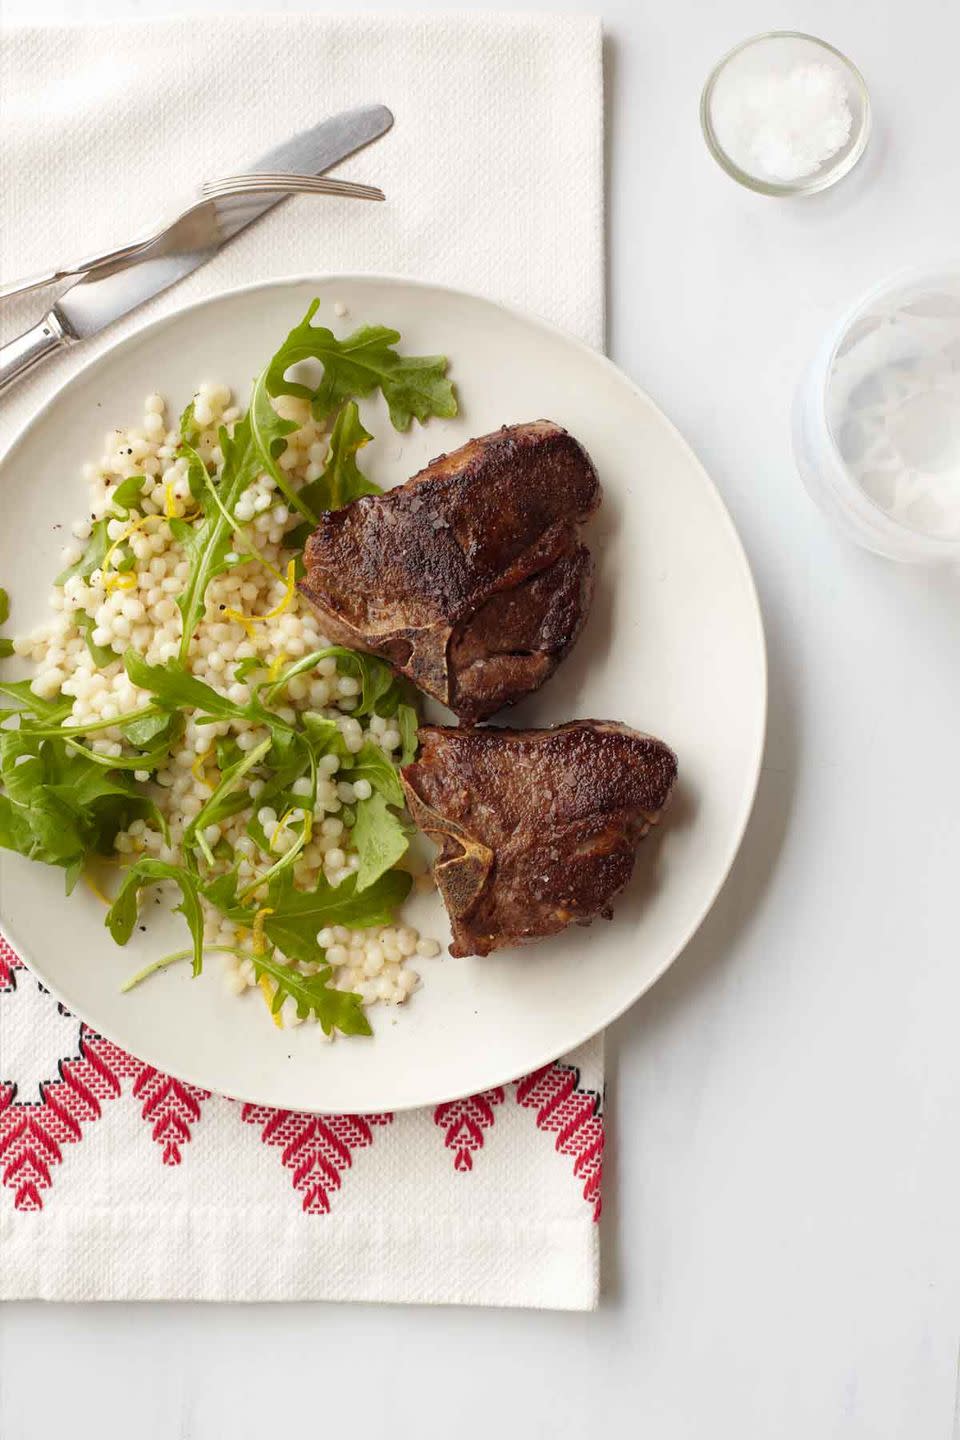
[202, 173, 383, 202]
[205, 181, 384, 202]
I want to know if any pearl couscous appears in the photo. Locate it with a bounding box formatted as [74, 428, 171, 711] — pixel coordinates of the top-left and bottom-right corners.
[5, 380, 441, 1034]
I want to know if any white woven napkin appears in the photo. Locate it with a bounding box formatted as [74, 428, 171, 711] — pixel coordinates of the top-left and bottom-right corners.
[0, 12, 605, 1309]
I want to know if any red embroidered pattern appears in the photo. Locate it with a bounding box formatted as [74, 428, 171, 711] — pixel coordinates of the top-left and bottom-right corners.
[0, 941, 604, 1221]
[0, 953, 210, 1207]
[0, 934, 17, 991]
[434, 1088, 505, 1171]
[241, 1105, 392, 1213]
[516, 1062, 605, 1220]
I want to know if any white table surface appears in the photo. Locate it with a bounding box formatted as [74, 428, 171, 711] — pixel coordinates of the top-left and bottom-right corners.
[1, 0, 958, 1436]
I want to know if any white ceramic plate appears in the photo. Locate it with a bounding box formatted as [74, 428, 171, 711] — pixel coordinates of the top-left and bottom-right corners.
[0, 276, 765, 1113]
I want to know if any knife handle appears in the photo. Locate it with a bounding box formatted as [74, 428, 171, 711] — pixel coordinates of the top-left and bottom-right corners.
[0, 311, 73, 398]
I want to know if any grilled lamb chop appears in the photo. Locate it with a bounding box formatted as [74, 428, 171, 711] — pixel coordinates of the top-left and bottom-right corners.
[400, 721, 677, 957]
[299, 421, 600, 723]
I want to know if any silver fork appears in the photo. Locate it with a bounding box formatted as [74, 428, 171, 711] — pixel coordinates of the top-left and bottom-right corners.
[0, 174, 384, 303]
[202, 172, 383, 202]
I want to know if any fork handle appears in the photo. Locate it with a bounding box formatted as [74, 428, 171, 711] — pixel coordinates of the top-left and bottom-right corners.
[0, 311, 73, 398]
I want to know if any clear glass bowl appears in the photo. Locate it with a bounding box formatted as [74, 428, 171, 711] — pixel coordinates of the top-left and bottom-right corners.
[701, 31, 871, 196]
[793, 266, 960, 564]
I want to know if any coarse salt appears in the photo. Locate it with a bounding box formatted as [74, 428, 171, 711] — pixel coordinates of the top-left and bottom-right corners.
[714, 61, 852, 183]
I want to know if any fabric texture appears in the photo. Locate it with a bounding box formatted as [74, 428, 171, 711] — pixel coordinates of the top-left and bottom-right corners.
[0, 11, 605, 1309]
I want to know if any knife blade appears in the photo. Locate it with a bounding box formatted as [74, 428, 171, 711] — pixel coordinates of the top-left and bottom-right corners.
[0, 104, 393, 396]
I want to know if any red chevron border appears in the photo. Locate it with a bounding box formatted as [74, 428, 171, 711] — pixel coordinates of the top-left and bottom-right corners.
[240, 1105, 393, 1213]
[1, 940, 603, 1221]
[516, 1061, 604, 1220]
[434, 1087, 505, 1171]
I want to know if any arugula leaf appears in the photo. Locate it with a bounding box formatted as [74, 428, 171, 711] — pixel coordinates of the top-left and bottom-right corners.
[171, 414, 261, 659]
[124, 651, 251, 723]
[262, 868, 411, 965]
[0, 589, 10, 660]
[252, 948, 371, 1036]
[121, 710, 176, 747]
[264, 646, 408, 717]
[55, 518, 110, 587]
[233, 656, 266, 685]
[396, 703, 419, 765]
[240, 811, 312, 901]
[106, 859, 205, 976]
[184, 736, 271, 862]
[202, 870, 255, 925]
[249, 367, 317, 524]
[63, 737, 160, 773]
[213, 735, 243, 773]
[178, 439, 211, 503]
[109, 475, 146, 514]
[351, 790, 410, 892]
[75, 610, 116, 668]
[345, 739, 404, 808]
[0, 679, 71, 721]
[0, 792, 36, 856]
[300, 711, 351, 761]
[298, 401, 379, 515]
[263, 299, 458, 432]
[0, 728, 155, 873]
[179, 398, 199, 442]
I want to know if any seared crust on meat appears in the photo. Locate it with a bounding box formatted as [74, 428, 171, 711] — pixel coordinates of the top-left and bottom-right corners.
[299, 421, 600, 723]
[401, 721, 678, 957]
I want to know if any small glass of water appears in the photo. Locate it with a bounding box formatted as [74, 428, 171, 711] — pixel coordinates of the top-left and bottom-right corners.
[794, 266, 960, 562]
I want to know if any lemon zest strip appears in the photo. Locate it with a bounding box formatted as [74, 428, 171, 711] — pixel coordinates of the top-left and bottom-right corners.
[191, 753, 215, 790]
[100, 512, 165, 580]
[83, 872, 113, 907]
[103, 571, 137, 594]
[252, 906, 274, 956]
[222, 561, 297, 637]
[258, 973, 283, 1026]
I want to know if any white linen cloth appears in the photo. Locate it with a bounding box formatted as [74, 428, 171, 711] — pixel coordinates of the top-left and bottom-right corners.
[0, 12, 605, 1308]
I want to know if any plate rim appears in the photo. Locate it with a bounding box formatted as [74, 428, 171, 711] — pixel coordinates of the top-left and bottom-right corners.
[0, 271, 767, 1112]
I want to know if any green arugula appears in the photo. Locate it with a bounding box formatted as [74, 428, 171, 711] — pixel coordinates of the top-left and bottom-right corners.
[345, 739, 404, 808]
[169, 416, 260, 659]
[351, 790, 410, 892]
[396, 703, 419, 765]
[261, 867, 411, 965]
[251, 948, 371, 1036]
[262, 299, 458, 432]
[179, 398, 199, 442]
[0, 678, 71, 721]
[106, 859, 205, 976]
[201, 870, 253, 924]
[121, 710, 175, 746]
[75, 610, 115, 667]
[107, 475, 147, 517]
[300, 712, 351, 760]
[0, 588, 10, 659]
[184, 736, 271, 863]
[55, 518, 111, 587]
[299, 401, 379, 515]
[0, 727, 159, 882]
[265, 646, 412, 718]
[123, 651, 252, 724]
[249, 365, 319, 524]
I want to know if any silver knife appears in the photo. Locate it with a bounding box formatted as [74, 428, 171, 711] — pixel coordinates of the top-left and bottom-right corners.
[0, 104, 393, 398]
